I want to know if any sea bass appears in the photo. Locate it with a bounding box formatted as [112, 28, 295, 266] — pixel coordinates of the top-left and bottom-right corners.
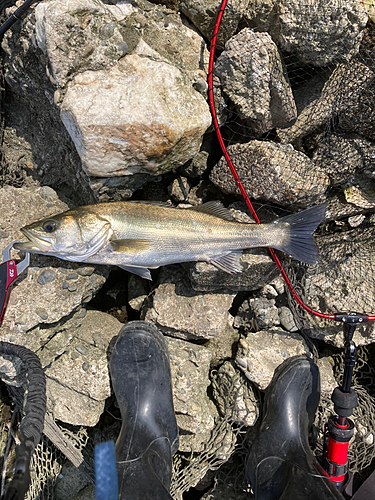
[14, 201, 326, 280]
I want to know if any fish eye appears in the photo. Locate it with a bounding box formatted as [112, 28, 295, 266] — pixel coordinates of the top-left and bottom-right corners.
[43, 220, 57, 233]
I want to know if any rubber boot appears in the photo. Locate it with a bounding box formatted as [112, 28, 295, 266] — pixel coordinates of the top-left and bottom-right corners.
[246, 355, 345, 500]
[110, 321, 179, 500]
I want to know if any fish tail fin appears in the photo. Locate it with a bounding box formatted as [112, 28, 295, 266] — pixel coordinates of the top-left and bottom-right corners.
[274, 204, 326, 265]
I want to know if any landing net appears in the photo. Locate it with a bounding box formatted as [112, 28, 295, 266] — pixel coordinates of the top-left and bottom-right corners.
[208, 0, 375, 342]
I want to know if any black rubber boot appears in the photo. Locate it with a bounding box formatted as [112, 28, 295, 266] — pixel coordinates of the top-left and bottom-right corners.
[246, 355, 345, 500]
[110, 321, 179, 500]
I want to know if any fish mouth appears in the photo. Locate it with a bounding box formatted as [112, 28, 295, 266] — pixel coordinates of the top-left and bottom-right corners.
[13, 229, 54, 252]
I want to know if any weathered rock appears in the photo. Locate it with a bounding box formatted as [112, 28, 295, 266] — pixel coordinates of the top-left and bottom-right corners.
[270, 0, 367, 66]
[288, 227, 375, 347]
[35, 0, 209, 88]
[278, 62, 375, 148]
[235, 329, 310, 389]
[127, 274, 150, 312]
[211, 361, 259, 426]
[210, 140, 329, 208]
[61, 54, 211, 177]
[35, 0, 128, 88]
[0, 186, 108, 346]
[278, 306, 298, 332]
[1, 9, 96, 207]
[40, 310, 122, 426]
[179, 0, 249, 45]
[142, 266, 236, 340]
[317, 356, 337, 398]
[243, 0, 276, 32]
[168, 336, 218, 452]
[234, 296, 280, 332]
[215, 28, 296, 135]
[313, 134, 375, 188]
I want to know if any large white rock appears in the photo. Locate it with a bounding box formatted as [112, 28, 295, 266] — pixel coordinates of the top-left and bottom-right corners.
[60, 55, 211, 177]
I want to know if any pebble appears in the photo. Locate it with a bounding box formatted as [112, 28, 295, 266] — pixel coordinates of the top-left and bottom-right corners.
[37, 186, 58, 202]
[76, 346, 87, 355]
[82, 362, 90, 372]
[78, 267, 95, 277]
[62, 282, 69, 289]
[117, 42, 128, 57]
[35, 308, 48, 320]
[37, 270, 56, 285]
[278, 306, 298, 332]
[66, 273, 78, 280]
[68, 283, 78, 292]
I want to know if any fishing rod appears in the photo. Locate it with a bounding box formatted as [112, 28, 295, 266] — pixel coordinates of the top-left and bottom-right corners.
[207, 0, 375, 491]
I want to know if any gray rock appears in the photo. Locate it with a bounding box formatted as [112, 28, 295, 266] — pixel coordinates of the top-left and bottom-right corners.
[278, 306, 298, 332]
[61, 54, 211, 178]
[35, 0, 129, 88]
[210, 140, 329, 208]
[0, 186, 108, 345]
[179, 0, 249, 45]
[127, 274, 150, 312]
[313, 134, 375, 189]
[234, 297, 280, 331]
[317, 356, 337, 398]
[215, 28, 296, 135]
[167, 336, 218, 452]
[142, 266, 236, 340]
[211, 361, 259, 426]
[278, 62, 375, 148]
[40, 310, 122, 426]
[235, 328, 310, 389]
[35, 0, 209, 88]
[269, 0, 367, 66]
[243, 0, 277, 32]
[168, 177, 191, 203]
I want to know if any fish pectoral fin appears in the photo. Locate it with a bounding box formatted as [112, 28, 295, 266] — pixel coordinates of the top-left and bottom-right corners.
[188, 201, 236, 221]
[209, 250, 242, 274]
[110, 238, 151, 253]
[117, 265, 152, 281]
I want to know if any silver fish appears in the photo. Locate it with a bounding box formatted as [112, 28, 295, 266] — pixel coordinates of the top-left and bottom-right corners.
[14, 201, 326, 280]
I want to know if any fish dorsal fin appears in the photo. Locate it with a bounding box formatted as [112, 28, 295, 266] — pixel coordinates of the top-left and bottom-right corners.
[110, 238, 151, 253]
[188, 201, 235, 221]
[209, 250, 242, 273]
[117, 265, 152, 280]
[128, 200, 173, 208]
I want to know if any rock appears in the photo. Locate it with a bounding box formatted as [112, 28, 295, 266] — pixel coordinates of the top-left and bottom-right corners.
[278, 306, 298, 332]
[235, 329, 310, 389]
[168, 177, 191, 203]
[211, 361, 259, 426]
[142, 266, 236, 341]
[210, 140, 329, 208]
[127, 274, 150, 312]
[39, 310, 122, 426]
[313, 134, 375, 188]
[215, 28, 296, 135]
[35, 0, 208, 88]
[168, 336, 218, 452]
[278, 62, 375, 148]
[35, 0, 128, 88]
[269, 0, 367, 66]
[234, 297, 280, 331]
[1, 15, 96, 207]
[317, 356, 337, 397]
[0, 186, 108, 345]
[61, 54, 211, 177]
[179, 0, 249, 45]
[288, 227, 375, 347]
